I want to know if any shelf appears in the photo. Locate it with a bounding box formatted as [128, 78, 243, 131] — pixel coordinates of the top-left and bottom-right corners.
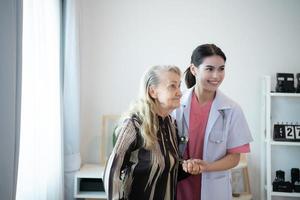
[270, 141, 300, 146]
[75, 164, 105, 178]
[271, 191, 300, 197]
[264, 139, 300, 146]
[270, 92, 300, 97]
[265, 186, 300, 198]
[74, 164, 107, 199]
[75, 191, 107, 199]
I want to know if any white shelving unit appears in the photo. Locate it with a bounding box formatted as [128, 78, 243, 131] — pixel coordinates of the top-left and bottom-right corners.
[74, 164, 107, 199]
[261, 76, 300, 200]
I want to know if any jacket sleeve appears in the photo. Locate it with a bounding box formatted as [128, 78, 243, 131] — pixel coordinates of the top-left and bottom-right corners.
[104, 119, 137, 200]
[227, 105, 253, 149]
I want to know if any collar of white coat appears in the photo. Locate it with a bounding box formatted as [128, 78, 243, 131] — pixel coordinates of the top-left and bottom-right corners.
[180, 87, 233, 129]
[181, 87, 233, 110]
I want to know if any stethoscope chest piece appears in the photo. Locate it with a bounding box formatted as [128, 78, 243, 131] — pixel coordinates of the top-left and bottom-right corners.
[179, 136, 188, 144]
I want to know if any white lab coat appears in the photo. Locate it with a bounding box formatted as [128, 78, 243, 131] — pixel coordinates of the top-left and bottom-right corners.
[174, 88, 253, 200]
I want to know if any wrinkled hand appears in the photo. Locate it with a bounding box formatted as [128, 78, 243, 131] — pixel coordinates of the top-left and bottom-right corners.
[182, 159, 208, 175]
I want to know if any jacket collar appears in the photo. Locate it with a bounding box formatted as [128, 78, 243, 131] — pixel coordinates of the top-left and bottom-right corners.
[213, 89, 233, 111]
[181, 87, 232, 111]
[180, 87, 233, 130]
[181, 87, 193, 129]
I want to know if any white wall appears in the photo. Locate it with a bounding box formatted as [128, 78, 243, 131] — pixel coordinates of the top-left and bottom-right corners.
[78, 0, 300, 199]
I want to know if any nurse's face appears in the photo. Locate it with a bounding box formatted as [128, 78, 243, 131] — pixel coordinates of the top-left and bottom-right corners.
[191, 55, 225, 93]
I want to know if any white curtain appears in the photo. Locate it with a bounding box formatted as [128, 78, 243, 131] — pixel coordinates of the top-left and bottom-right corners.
[16, 0, 63, 199]
[0, 0, 22, 199]
[62, 0, 81, 199]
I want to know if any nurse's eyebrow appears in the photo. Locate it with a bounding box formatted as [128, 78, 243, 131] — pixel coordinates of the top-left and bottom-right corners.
[205, 65, 225, 68]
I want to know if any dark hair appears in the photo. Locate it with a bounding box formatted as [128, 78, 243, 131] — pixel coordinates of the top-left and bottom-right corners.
[185, 44, 226, 88]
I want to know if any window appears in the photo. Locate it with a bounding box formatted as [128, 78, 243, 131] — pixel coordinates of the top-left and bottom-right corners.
[16, 0, 63, 199]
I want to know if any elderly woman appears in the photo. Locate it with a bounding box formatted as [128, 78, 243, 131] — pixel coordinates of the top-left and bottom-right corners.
[104, 65, 182, 200]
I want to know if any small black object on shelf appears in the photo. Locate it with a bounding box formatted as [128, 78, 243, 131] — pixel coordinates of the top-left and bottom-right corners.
[273, 124, 300, 142]
[291, 168, 300, 185]
[276, 73, 295, 93]
[296, 73, 300, 93]
[291, 168, 300, 192]
[295, 181, 300, 193]
[273, 170, 293, 192]
[275, 170, 285, 182]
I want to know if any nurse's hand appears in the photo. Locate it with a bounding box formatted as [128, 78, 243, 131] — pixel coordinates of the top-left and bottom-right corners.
[194, 159, 209, 173]
[182, 159, 201, 175]
[182, 159, 206, 175]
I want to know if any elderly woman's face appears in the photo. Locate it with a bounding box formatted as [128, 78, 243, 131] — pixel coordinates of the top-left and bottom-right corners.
[150, 71, 182, 116]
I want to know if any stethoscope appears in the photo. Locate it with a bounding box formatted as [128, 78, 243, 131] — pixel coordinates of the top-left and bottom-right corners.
[179, 115, 188, 145]
[178, 109, 227, 145]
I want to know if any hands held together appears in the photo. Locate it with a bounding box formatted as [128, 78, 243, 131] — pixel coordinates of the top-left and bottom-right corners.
[181, 159, 209, 175]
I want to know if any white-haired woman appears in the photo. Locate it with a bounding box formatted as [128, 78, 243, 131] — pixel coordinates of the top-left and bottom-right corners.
[104, 65, 182, 200]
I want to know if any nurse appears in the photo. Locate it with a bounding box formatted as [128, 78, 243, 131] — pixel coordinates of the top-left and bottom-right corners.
[175, 44, 253, 200]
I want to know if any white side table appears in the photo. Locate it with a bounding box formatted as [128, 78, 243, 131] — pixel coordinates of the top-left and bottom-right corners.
[74, 164, 107, 200]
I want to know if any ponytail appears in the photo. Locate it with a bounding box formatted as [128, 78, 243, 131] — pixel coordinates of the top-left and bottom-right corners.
[184, 67, 196, 89]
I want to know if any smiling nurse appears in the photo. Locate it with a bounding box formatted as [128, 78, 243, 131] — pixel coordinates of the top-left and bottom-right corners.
[175, 44, 253, 200]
